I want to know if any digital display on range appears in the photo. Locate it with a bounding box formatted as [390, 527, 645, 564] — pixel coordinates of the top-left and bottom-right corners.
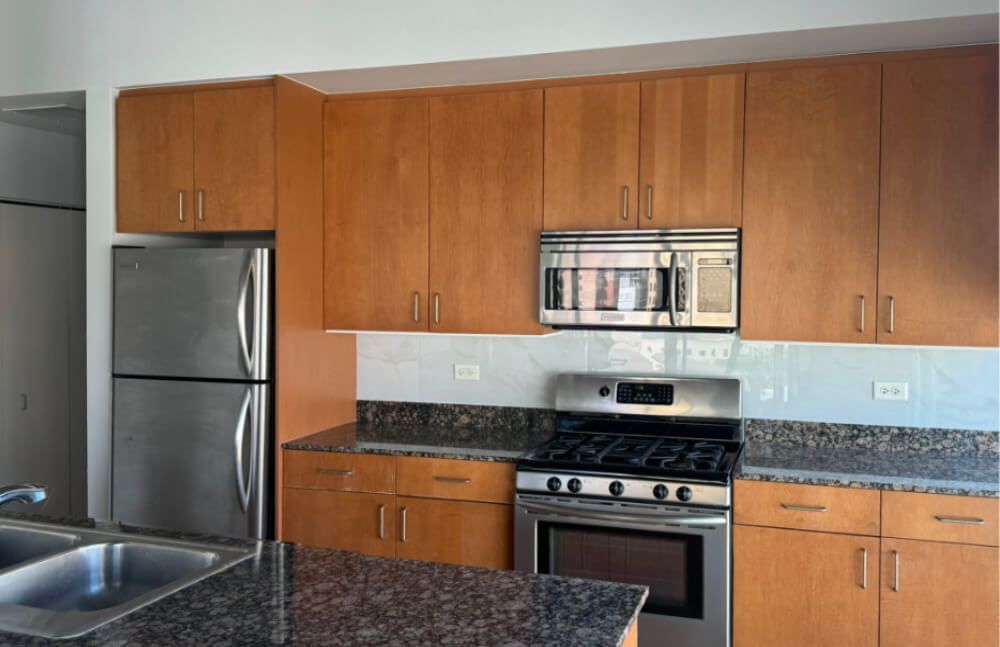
[616, 382, 674, 405]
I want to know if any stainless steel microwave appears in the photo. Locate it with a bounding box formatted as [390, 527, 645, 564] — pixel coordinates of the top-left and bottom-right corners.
[539, 228, 739, 330]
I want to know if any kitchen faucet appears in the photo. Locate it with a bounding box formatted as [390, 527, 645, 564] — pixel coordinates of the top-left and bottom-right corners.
[0, 484, 47, 508]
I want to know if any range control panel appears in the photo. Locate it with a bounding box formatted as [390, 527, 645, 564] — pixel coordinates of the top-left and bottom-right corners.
[616, 382, 674, 406]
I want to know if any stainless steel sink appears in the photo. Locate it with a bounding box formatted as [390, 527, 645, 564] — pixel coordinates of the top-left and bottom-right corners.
[0, 524, 80, 570]
[0, 519, 253, 639]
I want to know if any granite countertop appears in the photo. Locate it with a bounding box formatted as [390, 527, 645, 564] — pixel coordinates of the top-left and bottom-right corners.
[737, 443, 1000, 497]
[283, 421, 551, 462]
[0, 513, 646, 646]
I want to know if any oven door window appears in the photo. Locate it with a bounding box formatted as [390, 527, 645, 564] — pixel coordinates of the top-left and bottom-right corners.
[538, 522, 703, 618]
[545, 268, 671, 312]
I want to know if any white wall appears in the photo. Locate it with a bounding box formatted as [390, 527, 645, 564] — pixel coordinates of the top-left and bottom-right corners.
[0, 121, 84, 207]
[0, 0, 996, 518]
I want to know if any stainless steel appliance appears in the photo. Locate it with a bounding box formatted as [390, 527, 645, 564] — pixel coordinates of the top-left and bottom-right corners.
[515, 374, 742, 647]
[112, 248, 272, 539]
[539, 228, 739, 330]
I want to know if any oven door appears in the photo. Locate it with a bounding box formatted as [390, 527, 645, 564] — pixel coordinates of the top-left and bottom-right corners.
[515, 494, 730, 647]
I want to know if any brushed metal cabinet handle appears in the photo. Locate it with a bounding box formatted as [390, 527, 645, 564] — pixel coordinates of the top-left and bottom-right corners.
[892, 549, 900, 592]
[860, 547, 868, 590]
[377, 504, 385, 539]
[178, 190, 185, 222]
[645, 184, 653, 220]
[621, 186, 629, 221]
[887, 295, 895, 334]
[781, 503, 828, 513]
[401, 507, 408, 543]
[934, 515, 986, 526]
[197, 189, 205, 221]
[20, 394, 27, 411]
[433, 293, 440, 324]
[412, 292, 420, 322]
[317, 468, 354, 477]
[858, 294, 865, 333]
[434, 476, 472, 484]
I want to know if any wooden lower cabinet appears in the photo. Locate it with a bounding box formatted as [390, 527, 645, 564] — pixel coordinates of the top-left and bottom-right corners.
[282, 488, 396, 558]
[734, 524, 879, 647]
[880, 538, 999, 647]
[395, 496, 513, 570]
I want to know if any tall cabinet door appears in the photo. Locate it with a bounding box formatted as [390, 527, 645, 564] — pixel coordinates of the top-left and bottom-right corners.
[741, 64, 881, 342]
[117, 92, 195, 232]
[323, 97, 429, 331]
[193, 85, 276, 231]
[543, 82, 639, 230]
[877, 55, 999, 346]
[639, 73, 745, 228]
[429, 90, 544, 334]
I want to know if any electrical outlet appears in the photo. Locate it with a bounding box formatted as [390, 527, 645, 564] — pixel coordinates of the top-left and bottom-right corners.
[454, 364, 480, 381]
[873, 381, 908, 401]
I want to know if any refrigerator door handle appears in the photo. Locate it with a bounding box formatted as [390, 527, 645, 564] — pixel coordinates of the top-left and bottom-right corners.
[237, 255, 255, 377]
[233, 387, 253, 513]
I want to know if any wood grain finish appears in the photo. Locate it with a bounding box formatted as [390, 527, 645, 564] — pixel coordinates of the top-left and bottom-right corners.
[428, 90, 544, 334]
[622, 621, 638, 647]
[877, 54, 999, 347]
[880, 538, 999, 647]
[274, 77, 356, 537]
[116, 93, 194, 233]
[882, 491, 999, 547]
[395, 496, 513, 570]
[282, 449, 394, 494]
[323, 97, 429, 331]
[543, 82, 640, 230]
[734, 525, 879, 647]
[192, 85, 275, 231]
[395, 456, 515, 504]
[741, 64, 881, 343]
[282, 489, 396, 558]
[639, 73, 745, 228]
[734, 480, 880, 535]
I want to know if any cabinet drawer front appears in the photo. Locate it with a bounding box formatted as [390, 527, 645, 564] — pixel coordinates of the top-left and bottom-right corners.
[396, 456, 515, 504]
[882, 491, 999, 546]
[283, 450, 394, 494]
[735, 480, 880, 535]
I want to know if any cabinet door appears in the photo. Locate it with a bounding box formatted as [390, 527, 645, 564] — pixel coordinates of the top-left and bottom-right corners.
[429, 90, 544, 334]
[193, 85, 276, 231]
[116, 92, 194, 232]
[282, 488, 396, 558]
[543, 82, 639, 230]
[877, 55, 998, 346]
[323, 97, 429, 331]
[880, 538, 998, 647]
[639, 73, 745, 228]
[396, 497, 513, 570]
[741, 64, 881, 342]
[734, 525, 879, 647]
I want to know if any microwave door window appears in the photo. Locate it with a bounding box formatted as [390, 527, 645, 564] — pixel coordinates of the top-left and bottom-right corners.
[545, 269, 668, 312]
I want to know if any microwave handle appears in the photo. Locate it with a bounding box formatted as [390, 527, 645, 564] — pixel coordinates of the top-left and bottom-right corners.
[668, 252, 678, 326]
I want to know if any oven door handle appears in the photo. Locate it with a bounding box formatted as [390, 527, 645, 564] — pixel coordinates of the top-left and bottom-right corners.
[519, 501, 728, 528]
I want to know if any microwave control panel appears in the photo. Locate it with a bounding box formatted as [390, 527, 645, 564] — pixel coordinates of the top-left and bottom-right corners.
[616, 382, 674, 406]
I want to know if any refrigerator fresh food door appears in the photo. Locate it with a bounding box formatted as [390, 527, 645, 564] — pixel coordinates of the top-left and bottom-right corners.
[112, 378, 270, 539]
[113, 248, 271, 381]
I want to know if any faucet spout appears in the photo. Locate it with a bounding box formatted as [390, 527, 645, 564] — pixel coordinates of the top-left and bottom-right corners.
[0, 484, 47, 507]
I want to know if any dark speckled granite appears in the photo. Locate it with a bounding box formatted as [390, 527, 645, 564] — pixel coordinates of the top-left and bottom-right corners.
[0, 513, 646, 646]
[357, 400, 556, 435]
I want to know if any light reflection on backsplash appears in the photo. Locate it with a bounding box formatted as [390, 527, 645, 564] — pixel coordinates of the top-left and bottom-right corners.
[354, 330, 1000, 431]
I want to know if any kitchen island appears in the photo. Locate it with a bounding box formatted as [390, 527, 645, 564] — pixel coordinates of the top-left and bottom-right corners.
[0, 513, 646, 646]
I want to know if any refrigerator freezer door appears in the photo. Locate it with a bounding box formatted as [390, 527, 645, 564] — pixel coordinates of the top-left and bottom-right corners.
[112, 378, 271, 539]
[113, 248, 271, 381]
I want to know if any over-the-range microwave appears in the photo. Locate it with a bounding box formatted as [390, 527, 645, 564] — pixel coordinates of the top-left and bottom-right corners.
[539, 228, 740, 331]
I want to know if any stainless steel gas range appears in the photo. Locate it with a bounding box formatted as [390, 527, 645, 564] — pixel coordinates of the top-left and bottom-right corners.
[515, 374, 743, 647]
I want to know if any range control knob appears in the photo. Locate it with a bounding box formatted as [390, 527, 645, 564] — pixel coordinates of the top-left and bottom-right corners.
[676, 486, 694, 502]
[652, 484, 669, 500]
[546, 477, 563, 492]
[567, 478, 583, 493]
[599, 386, 611, 397]
[609, 481, 625, 496]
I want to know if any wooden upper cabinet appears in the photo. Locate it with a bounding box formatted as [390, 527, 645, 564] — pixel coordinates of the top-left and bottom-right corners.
[323, 97, 429, 331]
[877, 55, 999, 347]
[741, 64, 881, 343]
[192, 85, 276, 231]
[543, 82, 640, 230]
[639, 73, 745, 228]
[429, 90, 544, 334]
[880, 538, 999, 647]
[117, 93, 195, 233]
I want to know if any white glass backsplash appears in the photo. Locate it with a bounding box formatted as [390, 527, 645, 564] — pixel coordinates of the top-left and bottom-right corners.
[355, 330, 1000, 431]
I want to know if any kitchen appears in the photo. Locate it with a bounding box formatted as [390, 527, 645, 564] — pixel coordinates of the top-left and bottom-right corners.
[0, 2, 998, 645]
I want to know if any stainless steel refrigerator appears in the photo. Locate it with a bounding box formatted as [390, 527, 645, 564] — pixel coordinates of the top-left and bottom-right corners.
[112, 248, 272, 539]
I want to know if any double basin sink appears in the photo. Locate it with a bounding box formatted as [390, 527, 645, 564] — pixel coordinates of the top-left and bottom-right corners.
[0, 518, 253, 639]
